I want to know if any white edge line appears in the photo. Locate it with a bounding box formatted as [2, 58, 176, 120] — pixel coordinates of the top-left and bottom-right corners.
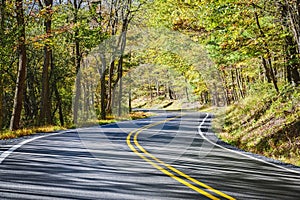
[0, 131, 68, 164]
[0, 116, 162, 165]
[0, 115, 160, 165]
[198, 113, 300, 175]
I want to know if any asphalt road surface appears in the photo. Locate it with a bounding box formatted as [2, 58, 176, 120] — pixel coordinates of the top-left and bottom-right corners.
[0, 111, 300, 199]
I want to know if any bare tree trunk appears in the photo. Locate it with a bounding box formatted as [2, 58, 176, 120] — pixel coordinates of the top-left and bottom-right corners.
[212, 82, 220, 107]
[261, 57, 272, 83]
[0, 0, 5, 129]
[184, 78, 190, 101]
[291, 66, 300, 86]
[128, 75, 132, 113]
[73, 69, 81, 124]
[267, 58, 279, 93]
[39, 0, 53, 125]
[54, 83, 64, 126]
[72, 0, 84, 124]
[253, 7, 279, 92]
[10, 0, 27, 131]
[100, 73, 106, 120]
[240, 68, 247, 97]
[221, 70, 230, 104]
[236, 68, 244, 99]
[203, 91, 209, 104]
[168, 86, 175, 100]
[86, 82, 91, 120]
[98, 54, 107, 120]
[0, 78, 3, 129]
[106, 5, 118, 115]
[284, 0, 300, 51]
[106, 61, 114, 115]
[277, 1, 300, 86]
[118, 59, 123, 117]
[285, 35, 300, 85]
[231, 69, 238, 101]
[73, 33, 81, 124]
[149, 80, 153, 101]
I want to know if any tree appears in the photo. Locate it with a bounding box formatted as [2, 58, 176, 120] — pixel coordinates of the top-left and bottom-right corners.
[275, 0, 300, 86]
[38, 0, 53, 125]
[10, 0, 27, 131]
[72, 0, 84, 124]
[0, 0, 5, 129]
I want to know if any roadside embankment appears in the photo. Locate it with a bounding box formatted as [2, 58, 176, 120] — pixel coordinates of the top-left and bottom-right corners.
[218, 85, 300, 166]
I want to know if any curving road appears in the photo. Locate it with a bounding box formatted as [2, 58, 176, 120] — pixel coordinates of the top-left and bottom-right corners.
[0, 111, 300, 199]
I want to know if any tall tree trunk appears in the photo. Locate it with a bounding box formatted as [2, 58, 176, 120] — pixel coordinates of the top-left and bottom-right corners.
[113, 31, 127, 116]
[73, 0, 82, 124]
[267, 58, 279, 93]
[73, 65, 81, 124]
[40, 0, 53, 125]
[128, 73, 132, 113]
[168, 86, 175, 100]
[285, 35, 300, 86]
[149, 80, 153, 101]
[106, 10, 118, 116]
[221, 70, 230, 105]
[284, 0, 300, 52]
[24, 86, 31, 124]
[100, 73, 106, 120]
[291, 65, 300, 86]
[231, 69, 238, 101]
[10, 0, 27, 131]
[236, 68, 244, 99]
[277, 2, 300, 86]
[253, 7, 279, 93]
[286, 62, 292, 84]
[54, 83, 64, 126]
[240, 68, 247, 97]
[99, 55, 107, 120]
[204, 91, 209, 104]
[184, 78, 190, 101]
[212, 82, 220, 107]
[261, 57, 272, 83]
[117, 55, 123, 117]
[82, 82, 88, 120]
[128, 52, 132, 113]
[106, 61, 114, 115]
[27, 66, 39, 123]
[0, 78, 2, 129]
[0, 0, 5, 129]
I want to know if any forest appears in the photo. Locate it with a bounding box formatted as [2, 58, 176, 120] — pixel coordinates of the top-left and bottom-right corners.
[0, 1, 299, 164]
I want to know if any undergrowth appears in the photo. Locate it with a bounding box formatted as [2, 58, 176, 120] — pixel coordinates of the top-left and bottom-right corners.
[219, 84, 300, 166]
[0, 111, 152, 140]
[0, 126, 64, 140]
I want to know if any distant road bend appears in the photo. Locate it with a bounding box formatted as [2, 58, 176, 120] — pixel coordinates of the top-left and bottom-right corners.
[0, 111, 300, 199]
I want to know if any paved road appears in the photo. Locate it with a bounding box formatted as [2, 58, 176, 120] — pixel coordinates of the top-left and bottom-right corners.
[0, 111, 300, 199]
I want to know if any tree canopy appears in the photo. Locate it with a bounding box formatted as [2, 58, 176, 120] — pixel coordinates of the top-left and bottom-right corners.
[0, 0, 299, 131]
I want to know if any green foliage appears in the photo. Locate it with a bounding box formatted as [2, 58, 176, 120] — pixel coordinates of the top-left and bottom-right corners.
[1, 0, 299, 170]
[0, 0, 108, 130]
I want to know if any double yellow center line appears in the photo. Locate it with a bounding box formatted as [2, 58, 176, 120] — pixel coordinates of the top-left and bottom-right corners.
[126, 115, 235, 200]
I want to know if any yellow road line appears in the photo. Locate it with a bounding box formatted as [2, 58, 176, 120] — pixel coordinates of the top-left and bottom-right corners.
[127, 129, 219, 200]
[126, 116, 235, 200]
[133, 118, 235, 200]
